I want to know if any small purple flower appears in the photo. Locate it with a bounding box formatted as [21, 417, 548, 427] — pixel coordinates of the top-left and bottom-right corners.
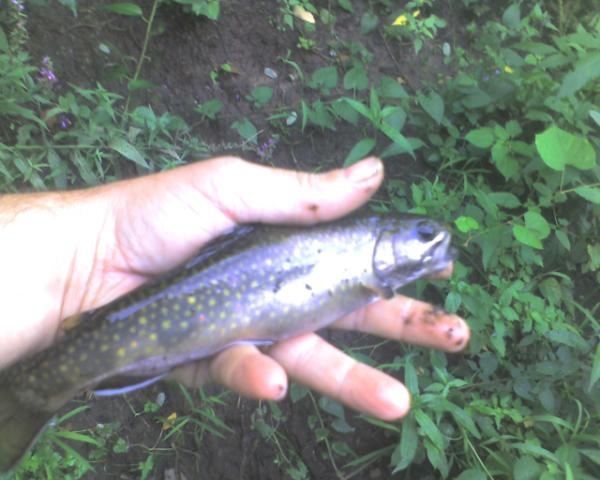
[58, 115, 72, 130]
[10, 0, 25, 12]
[38, 56, 58, 84]
[258, 136, 278, 158]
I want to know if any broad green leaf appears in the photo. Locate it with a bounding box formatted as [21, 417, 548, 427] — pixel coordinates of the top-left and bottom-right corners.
[231, 118, 258, 144]
[581, 448, 600, 466]
[559, 52, 600, 97]
[308, 66, 338, 94]
[108, 138, 148, 168]
[343, 98, 374, 123]
[455, 216, 480, 233]
[545, 329, 589, 351]
[513, 456, 542, 480]
[337, 0, 353, 12]
[489, 191, 520, 208]
[535, 125, 596, 171]
[465, 128, 494, 148]
[513, 225, 543, 249]
[492, 141, 519, 179]
[248, 86, 273, 107]
[360, 11, 378, 34]
[391, 414, 417, 472]
[502, 4, 521, 28]
[574, 186, 600, 204]
[524, 210, 550, 239]
[58, 0, 78, 16]
[589, 344, 600, 392]
[104, 2, 143, 16]
[378, 76, 408, 99]
[555, 229, 571, 250]
[343, 65, 368, 91]
[455, 470, 486, 480]
[343, 138, 375, 167]
[195, 98, 223, 120]
[418, 91, 444, 124]
[590, 110, 600, 127]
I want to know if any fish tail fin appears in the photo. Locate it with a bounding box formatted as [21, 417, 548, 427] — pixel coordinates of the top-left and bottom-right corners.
[0, 387, 53, 474]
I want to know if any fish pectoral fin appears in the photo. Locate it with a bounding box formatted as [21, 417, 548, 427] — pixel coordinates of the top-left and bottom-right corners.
[0, 386, 54, 475]
[92, 373, 168, 397]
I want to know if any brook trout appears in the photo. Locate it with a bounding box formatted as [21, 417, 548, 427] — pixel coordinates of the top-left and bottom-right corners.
[0, 213, 455, 473]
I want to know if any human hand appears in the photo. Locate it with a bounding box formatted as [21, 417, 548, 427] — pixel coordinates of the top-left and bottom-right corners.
[0, 156, 469, 421]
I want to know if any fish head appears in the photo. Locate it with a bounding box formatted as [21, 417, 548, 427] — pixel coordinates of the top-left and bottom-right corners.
[372, 216, 456, 294]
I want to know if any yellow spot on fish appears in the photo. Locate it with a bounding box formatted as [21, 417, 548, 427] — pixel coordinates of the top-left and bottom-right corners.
[149, 333, 158, 341]
[80, 353, 88, 362]
[162, 320, 172, 330]
[187, 296, 196, 304]
[229, 323, 238, 330]
[113, 334, 121, 342]
[250, 280, 259, 288]
[180, 321, 189, 329]
[130, 340, 139, 349]
[100, 344, 110, 352]
[117, 347, 126, 357]
[219, 311, 227, 319]
[161, 307, 169, 316]
[208, 298, 216, 307]
[235, 292, 242, 300]
[209, 323, 216, 331]
[59, 364, 68, 373]
[223, 289, 230, 297]
[139, 316, 148, 325]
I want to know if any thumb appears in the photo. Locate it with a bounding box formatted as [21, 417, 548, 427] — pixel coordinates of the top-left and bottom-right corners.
[111, 156, 384, 274]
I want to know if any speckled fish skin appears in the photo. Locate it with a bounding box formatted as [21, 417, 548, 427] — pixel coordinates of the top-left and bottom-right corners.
[0, 213, 455, 473]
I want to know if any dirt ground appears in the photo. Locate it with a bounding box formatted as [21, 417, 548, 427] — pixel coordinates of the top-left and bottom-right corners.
[23, 1, 464, 478]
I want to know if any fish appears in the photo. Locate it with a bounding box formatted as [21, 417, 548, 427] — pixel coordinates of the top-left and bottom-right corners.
[0, 213, 455, 473]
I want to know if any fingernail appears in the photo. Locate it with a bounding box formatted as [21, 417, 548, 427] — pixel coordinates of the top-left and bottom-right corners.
[345, 157, 383, 185]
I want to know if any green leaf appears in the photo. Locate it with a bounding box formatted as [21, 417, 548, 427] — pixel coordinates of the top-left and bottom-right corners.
[104, 3, 143, 16]
[0, 27, 8, 53]
[108, 138, 149, 168]
[535, 125, 596, 171]
[559, 52, 600, 97]
[455, 470, 487, 480]
[58, 0, 78, 16]
[391, 415, 418, 472]
[127, 79, 156, 91]
[465, 128, 495, 148]
[380, 122, 414, 158]
[343, 65, 368, 91]
[47, 149, 67, 189]
[555, 229, 571, 251]
[337, 0, 353, 13]
[344, 138, 376, 167]
[455, 216, 480, 233]
[248, 86, 273, 107]
[513, 456, 542, 480]
[589, 344, 600, 392]
[378, 76, 408, 99]
[308, 66, 338, 94]
[231, 118, 258, 144]
[414, 409, 444, 451]
[581, 448, 600, 466]
[574, 186, 600, 204]
[360, 11, 379, 34]
[502, 4, 521, 28]
[418, 91, 444, 124]
[590, 110, 600, 127]
[195, 98, 223, 120]
[488, 192, 520, 208]
[545, 329, 589, 351]
[491, 141, 519, 179]
[524, 210, 550, 239]
[513, 225, 543, 249]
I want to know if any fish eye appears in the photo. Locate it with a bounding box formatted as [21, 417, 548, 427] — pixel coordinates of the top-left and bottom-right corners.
[416, 220, 437, 241]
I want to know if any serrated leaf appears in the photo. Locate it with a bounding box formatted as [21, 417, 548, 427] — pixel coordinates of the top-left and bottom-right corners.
[589, 344, 600, 392]
[574, 186, 600, 204]
[513, 225, 543, 249]
[555, 229, 571, 250]
[108, 138, 148, 168]
[465, 128, 494, 148]
[455, 469, 487, 480]
[513, 456, 542, 480]
[360, 11, 378, 34]
[104, 2, 143, 16]
[47, 149, 67, 189]
[559, 52, 600, 97]
[535, 125, 596, 171]
[343, 138, 375, 167]
[488, 192, 520, 208]
[545, 329, 589, 351]
[343, 65, 368, 91]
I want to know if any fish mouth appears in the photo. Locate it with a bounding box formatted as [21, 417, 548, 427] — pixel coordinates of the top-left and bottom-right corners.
[431, 232, 456, 268]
